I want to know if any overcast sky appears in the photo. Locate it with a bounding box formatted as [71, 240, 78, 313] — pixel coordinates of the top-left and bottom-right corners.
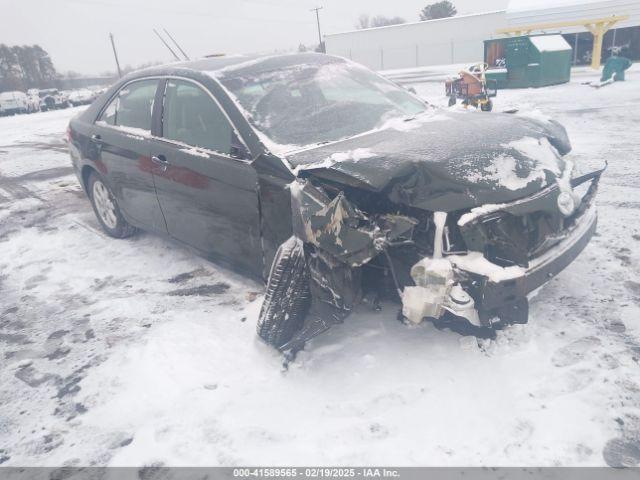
[4, 0, 509, 75]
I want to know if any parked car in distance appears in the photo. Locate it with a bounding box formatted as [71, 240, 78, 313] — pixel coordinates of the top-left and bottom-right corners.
[68, 88, 97, 106]
[68, 53, 604, 355]
[0, 91, 29, 115]
[26, 89, 41, 113]
[39, 89, 69, 111]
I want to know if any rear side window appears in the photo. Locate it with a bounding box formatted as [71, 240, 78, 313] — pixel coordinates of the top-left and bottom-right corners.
[162, 80, 232, 155]
[98, 79, 159, 132]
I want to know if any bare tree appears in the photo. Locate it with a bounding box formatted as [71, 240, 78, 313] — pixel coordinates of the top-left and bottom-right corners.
[357, 14, 406, 29]
[357, 14, 370, 29]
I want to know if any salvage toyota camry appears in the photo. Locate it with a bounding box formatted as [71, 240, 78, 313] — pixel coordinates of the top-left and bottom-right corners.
[68, 53, 604, 354]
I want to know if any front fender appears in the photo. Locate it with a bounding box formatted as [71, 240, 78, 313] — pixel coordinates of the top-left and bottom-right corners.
[289, 179, 417, 267]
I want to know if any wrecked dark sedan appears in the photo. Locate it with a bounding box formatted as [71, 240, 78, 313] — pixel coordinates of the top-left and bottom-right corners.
[67, 53, 604, 353]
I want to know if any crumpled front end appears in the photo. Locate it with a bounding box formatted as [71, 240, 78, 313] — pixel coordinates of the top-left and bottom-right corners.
[279, 179, 420, 350]
[280, 155, 603, 351]
[274, 110, 605, 351]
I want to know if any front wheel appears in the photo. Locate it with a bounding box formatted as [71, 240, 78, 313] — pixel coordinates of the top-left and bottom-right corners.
[87, 172, 136, 238]
[257, 237, 311, 349]
[481, 99, 493, 112]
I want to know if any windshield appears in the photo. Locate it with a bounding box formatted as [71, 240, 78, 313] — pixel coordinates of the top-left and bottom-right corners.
[217, 56, 427, 150]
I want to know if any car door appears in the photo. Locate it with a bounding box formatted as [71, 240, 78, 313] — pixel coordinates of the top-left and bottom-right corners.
[91, 78, 167, 232]
[150, 78, 263, 275]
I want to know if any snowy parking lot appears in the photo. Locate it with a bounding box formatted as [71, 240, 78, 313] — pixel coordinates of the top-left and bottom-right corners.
[1, 65, 640, 467]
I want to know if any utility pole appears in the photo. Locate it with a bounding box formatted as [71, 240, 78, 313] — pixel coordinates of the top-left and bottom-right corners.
[109, 32, 122, 78]
[310, 6, 324, 53]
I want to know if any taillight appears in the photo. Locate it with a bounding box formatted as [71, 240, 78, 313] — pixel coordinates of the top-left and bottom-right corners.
[66, 126, 72, 143]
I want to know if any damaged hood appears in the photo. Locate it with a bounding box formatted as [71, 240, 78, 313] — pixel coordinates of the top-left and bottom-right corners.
[287, 110, 572, 212]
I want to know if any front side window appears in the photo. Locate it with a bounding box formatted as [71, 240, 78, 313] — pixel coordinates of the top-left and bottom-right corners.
[98, 79, 158, 132]
[162, 80, 233, 155]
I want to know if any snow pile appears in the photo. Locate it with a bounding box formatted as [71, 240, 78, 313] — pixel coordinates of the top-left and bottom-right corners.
[297, 148, 378, 173]
[516, 107, 554, 124]
[508, 136, 561, 174]
[457, 137, 562, 192]
[458, 202, 511, 226]
[473, 153, 546, 191]
[447, 251, 525, 282]
[179, 146, 210, 158]
[379, 108, 446, 132]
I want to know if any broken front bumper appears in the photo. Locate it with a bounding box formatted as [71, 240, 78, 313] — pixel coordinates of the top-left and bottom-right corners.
[450, 173, 600, 320]
[455, 203, 597, 315]
[403, 171, 601, 326]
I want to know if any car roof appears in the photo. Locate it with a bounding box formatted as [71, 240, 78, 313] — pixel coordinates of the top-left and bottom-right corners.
[129, 52, 344, 79]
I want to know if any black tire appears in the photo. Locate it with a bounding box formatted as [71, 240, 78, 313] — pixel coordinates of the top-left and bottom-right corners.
[448, 96, 456, 107]
[481, 99, 493, 112]
[87, 172, 136, 239]
[257, 237, 311, 349]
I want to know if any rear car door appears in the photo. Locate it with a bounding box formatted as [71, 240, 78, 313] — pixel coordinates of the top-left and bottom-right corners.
[150, 78, 263, 275]
[91, 78, 167, 232]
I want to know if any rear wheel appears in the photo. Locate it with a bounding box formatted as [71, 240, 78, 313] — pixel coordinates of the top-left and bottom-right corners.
[87, 172, 136, 238]
[257, 237, 311, 349]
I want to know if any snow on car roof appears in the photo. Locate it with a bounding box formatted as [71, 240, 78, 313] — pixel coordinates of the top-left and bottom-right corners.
[175, 52, 333, 74]
[529, 35, 571, 52]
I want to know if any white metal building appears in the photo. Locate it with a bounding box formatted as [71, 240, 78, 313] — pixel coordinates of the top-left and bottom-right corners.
[324, 10, 507, 71]
[324, 0, 640, 70]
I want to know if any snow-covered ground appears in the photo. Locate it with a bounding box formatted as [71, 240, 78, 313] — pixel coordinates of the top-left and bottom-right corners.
[1, 65, 640, 468]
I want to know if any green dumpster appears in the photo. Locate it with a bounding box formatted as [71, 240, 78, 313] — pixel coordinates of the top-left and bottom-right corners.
[485, 34, 572, 89]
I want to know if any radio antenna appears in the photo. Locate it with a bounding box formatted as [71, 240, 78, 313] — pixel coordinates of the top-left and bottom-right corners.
[153, 28, 181, 61]
[163, 28, 190, 60]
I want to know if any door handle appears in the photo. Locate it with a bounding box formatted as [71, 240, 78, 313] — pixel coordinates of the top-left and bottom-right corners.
[90, 134, 102, 143]
[151, 154, 169, 170]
